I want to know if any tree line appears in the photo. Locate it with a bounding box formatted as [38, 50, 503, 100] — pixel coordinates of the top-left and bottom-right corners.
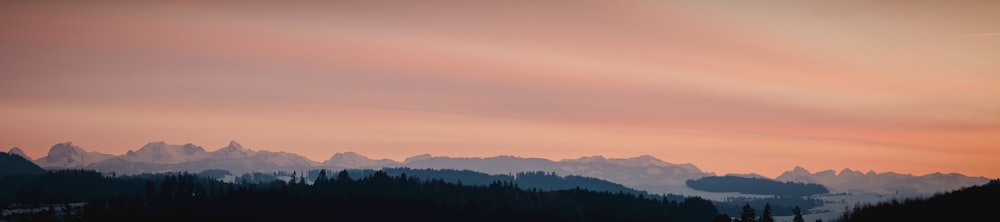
[2, 169, 724, 222]
[832, 179, 999, 222]
[686, 176, 829, 196]
[714, 196, 821, 217]
[713, 203, 808, 222]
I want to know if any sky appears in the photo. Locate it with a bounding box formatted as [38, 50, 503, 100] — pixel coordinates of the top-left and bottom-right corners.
[1, 1, 998, 178]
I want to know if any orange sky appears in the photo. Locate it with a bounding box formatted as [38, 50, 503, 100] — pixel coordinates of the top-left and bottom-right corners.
[1, 1, 998, 178]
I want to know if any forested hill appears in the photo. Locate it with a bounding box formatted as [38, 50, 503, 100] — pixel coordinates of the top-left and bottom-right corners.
[686, 175, 829, 196]
[0, 152, 45, 178]
[836, 179, 999, 222]
[338, 169, 651, 196]
[2, 169, 722, 221]
[233, 168, 654, 197]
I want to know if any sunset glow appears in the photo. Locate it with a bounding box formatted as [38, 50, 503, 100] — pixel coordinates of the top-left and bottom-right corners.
[2, 1, 999, 178]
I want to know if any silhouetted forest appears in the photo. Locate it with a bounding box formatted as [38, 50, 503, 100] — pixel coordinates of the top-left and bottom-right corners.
[686, 176, 829, 196]
[1, 169, 721, 222]
[0, 152, 49, 209]
[833, 179, 999, 222]
[227, 168, 653, 196]
[0, 170, 152, 209]
[0, 152, 44, 178]
[314, 169, 652, 196]
[714, 196, 821, 217]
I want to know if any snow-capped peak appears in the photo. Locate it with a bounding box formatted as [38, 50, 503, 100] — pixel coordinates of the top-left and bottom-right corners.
[36, 142, 114, 168]
[563, 155, 607, 163]
[225, 140, 245, 151]
[8, 147, 28, 159]
[122, 141, 209, 164]
[403, 154, 433, 163]
[324, 152, 398, 168]
[616, 155, 672, 167]
[792, 166, 811, 174]
[563, 155, 675, 167]
[210, 140, 254, 159]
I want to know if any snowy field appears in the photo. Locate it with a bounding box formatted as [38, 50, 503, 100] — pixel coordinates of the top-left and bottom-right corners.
[772, 192, 929, 222]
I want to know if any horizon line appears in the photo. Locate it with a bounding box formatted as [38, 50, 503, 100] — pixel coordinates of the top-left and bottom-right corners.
[4, 140, 988, 179]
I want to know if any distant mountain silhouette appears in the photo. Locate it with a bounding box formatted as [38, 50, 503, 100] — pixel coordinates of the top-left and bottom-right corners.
[121, 142, 211, 164]
[34, 142, 114, 168]
[18, 141, 991, 197]
[775, 166, 989, 194]
[322, 152, 398, 168]
[0, 151, 45, 178]
[31, 141, 709, 195]
[403, 154, 712, 194]
[87, 141, 317, 175]
[7, 147, 29, 159]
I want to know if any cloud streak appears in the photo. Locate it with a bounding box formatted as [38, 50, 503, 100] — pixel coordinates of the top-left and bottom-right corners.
[962, 33, 1000, 37]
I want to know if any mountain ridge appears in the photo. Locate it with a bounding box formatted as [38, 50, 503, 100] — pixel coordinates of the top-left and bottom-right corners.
[24, 141, 713, 194]
[323, 151, 398, 168]
[121, 141, 210, 164]
[0, 151, 45, 178]
[18, 141, 990, 196]
[7, 147, 28, 159]
[34, 142, 115, 168]
[775, 166, 989, 194]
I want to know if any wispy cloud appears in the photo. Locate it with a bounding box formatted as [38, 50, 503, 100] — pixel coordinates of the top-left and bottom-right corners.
[1, 1, 998, 178]
[962, 33, 1000, 37]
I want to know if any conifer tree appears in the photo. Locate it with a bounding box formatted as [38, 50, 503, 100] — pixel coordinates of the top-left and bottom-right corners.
[315, 169, 329, 184]
[714, 214, 733, 222]
[761, 203, 774, 222]
[337, 170, 351, 182]
[740, 203, 757, 222]
[792, 206, 805, 222]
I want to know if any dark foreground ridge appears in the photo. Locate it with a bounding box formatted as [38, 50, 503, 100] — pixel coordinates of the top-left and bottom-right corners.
[0, 152, 45, 178]
[834, 179, 999, 222]
[1, 169, 719, 222]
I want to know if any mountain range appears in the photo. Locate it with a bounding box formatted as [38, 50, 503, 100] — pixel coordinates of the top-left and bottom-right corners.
[33, 142, 115, 169]
[5, 141, 990, 195]
[775, 166, 987, 194]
